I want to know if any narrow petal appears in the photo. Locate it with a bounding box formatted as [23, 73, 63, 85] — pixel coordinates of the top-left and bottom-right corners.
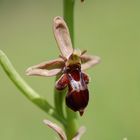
[26, 58, 64, 77]
[26, 68, 62, 77]
[43, 119, 67, 140]
[53, 16, 73, 58]
[72, 126, 86, 140]
[81, 54, 100, 71]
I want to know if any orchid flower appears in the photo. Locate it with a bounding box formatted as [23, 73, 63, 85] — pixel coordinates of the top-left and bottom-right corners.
[26, 16, 100, 116]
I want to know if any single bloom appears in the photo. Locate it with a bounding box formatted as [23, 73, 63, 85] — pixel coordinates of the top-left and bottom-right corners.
[26, 16, 100, 116]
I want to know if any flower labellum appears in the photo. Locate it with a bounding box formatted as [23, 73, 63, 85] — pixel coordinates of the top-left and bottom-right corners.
[26, 16, 100, 116]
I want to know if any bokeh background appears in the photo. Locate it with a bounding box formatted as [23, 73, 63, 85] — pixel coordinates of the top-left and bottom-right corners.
[0, 0, 140, 140]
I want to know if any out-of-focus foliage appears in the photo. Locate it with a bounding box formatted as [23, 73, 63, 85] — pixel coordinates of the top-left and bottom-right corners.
[0, 0, 140, 140]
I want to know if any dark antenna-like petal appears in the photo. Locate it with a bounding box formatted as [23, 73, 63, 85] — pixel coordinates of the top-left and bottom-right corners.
[53, 16, 73, 59]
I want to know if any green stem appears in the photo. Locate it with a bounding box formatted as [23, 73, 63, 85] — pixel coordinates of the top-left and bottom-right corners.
[54, 75, 66, 118]
[63, 0, 75, 46]
[63, 0, 78, 139]
[53, 0, 78, 139]
[65, 107, 78, 140]
[0, 50, 66, 126]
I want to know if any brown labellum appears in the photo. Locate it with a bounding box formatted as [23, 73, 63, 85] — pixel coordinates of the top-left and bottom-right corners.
[66, 88, 89, 116]
[65, 65, 89, 116]
[56, 64, 89, 116]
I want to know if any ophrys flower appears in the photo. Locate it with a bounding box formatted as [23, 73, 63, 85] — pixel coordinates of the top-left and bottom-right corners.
[26, 16, 100, 116]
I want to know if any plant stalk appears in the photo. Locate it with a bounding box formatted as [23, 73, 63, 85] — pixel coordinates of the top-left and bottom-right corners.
[63, 0, 78, 139]
[0, 50, 66, 126]
[63, 0, 75, 46]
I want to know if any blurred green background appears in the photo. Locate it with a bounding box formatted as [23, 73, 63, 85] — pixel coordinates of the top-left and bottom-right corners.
[0, 0, 140, 140]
